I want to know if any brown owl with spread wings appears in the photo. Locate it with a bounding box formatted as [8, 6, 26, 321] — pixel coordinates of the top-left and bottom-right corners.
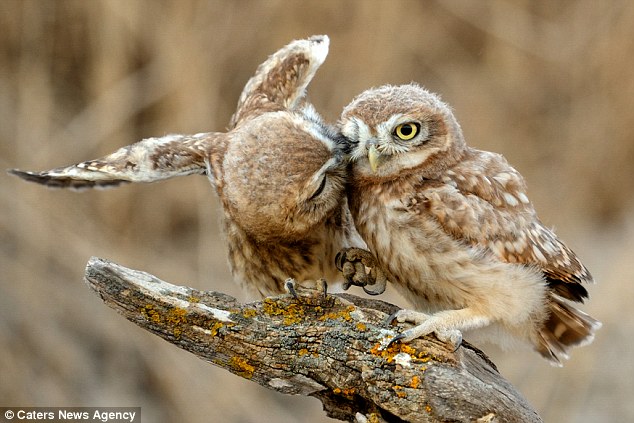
[340, 83, 601, 365]
[10, 36, 370, 298]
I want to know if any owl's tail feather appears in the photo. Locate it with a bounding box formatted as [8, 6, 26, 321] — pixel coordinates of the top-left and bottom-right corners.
[535, 296, 602, 366]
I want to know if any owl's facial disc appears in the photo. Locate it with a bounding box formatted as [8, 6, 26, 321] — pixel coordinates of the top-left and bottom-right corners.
[342, 115, 429, 176]
[365, 120, 425, 173]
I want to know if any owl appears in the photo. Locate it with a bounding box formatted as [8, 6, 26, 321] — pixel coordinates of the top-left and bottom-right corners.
[9, 35, 368, 298]
[339, 83, 601, 365]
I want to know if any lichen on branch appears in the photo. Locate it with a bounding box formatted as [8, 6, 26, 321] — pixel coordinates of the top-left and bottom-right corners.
[84, 257, 542, 423]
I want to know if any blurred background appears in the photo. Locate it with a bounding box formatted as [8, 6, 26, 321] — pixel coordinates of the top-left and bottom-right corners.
[1, 1, 633, 421]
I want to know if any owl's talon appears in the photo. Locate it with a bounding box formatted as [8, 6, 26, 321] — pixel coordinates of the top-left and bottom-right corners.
[316, 278, 328, 298]
[385, 333, 407, 349]
[363, 283, 385, 296]
[284, 278, 299, 299]
[363, 268, 387, 295]
[335, 250, 346, 271]
[386, 310, 400, 325]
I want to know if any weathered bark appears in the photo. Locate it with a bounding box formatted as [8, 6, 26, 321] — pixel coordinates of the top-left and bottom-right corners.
[84, 257, 542, 423]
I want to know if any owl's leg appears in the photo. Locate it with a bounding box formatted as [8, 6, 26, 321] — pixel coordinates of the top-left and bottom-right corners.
[388, 308, 492, 351]
[335, 248, 387, 295]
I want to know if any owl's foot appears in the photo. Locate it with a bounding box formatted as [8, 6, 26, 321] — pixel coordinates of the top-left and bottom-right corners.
[335, 248, 387, 295]
[284, 278, 328, 301]
[386, 309, 463, 351]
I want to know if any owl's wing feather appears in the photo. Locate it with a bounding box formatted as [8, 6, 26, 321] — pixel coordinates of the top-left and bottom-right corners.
[230, 35, 329, 128]
[9, 132, 224, 191]
[417, 149, 592, 302]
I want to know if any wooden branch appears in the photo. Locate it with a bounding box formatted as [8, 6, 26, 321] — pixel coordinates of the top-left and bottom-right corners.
[84, 257, 542, 423]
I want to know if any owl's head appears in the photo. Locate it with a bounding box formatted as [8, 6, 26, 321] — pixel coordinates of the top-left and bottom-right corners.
[340, 84, 466, 179]
[223, 106, 347, 242]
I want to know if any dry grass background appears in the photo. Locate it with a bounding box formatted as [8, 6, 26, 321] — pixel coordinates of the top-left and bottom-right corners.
[1, 1, 633, 421]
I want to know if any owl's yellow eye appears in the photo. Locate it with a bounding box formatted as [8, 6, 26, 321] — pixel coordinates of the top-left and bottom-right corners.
[394, 123, 419, 140]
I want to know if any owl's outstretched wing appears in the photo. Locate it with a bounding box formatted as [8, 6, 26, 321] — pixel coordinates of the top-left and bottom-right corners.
[417, 149, 592, 303]
[9, 132, 224, 191]
[229, 35, 329, 128]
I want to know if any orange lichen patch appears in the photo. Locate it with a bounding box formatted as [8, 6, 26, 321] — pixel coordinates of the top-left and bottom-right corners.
[370, 341, 444, 365]
[262, 298, 306, 325]
[230, 356, 255, 379]
[317, 305, 355, 322]
[392, 385, 407, 398]
[425, 404, 433, 413]
[141, 304, 162, 324]
[242, 308, 257, 318]
[370, 342, 401, 363]
[410, 375, 421, 389]
[333, 387, 356, 400]
[399, 344, 418, 356]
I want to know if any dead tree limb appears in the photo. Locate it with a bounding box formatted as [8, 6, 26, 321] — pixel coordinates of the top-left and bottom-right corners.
[84, 257, 542, 423]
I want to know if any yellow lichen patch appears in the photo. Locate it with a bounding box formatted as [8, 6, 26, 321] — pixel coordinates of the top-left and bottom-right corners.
[317, 305, 355, 322]
[425, 404, 433, 413]
[417, 350, 447, 363]
[410, 375, 421, 389]
[392, 385, 407, 398]
[366, 413, 381, 423]
[333, 387, 356, 400]
[166, 307, 188, 325]
[210, 322, 224, 337]
[141, 304, 162, 324]
[230, 356, 255, 379]
[242, 308, 257, 318]
[187, 296, 200, 303]
[298, 348, 309, 356]
[140, 305, 191, 335]
[356, 322, 367, 331]
[262, 298, 306, 325]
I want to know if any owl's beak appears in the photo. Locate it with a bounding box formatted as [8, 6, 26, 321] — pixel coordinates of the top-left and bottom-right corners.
[368, 145, 381, 173]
